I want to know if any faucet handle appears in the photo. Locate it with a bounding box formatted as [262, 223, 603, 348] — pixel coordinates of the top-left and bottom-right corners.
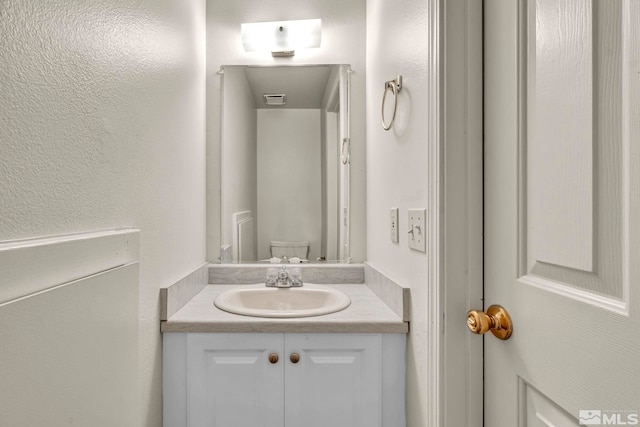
[289, 267, 303, 287]
[266, 268, 278, 287]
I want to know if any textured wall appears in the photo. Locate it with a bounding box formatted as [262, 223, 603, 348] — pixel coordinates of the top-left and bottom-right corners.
[366, 1, 431, 426]
[0, 1, 207, 426]
[206, 0, 366, 263]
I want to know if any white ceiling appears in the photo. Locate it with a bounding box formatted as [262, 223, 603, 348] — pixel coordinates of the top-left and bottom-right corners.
[243, 65, 334, 109]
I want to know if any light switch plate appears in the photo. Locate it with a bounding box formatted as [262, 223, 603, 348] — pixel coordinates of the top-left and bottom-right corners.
[390, 208, 399, 243]
[408, 208, 426, 252]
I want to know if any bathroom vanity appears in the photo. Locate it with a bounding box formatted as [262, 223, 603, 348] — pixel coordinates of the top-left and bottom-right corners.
[161, 264, 409, 427]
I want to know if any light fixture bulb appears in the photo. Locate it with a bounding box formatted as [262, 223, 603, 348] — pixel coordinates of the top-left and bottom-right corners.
[241, 19, 322, 56]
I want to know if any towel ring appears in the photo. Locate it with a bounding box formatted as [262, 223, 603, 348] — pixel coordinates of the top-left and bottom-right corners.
[341, 138, 350, 165]
[381, 75, 402, 131]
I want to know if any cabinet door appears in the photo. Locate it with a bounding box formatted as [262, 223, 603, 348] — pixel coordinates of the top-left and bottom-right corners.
[284, 334, 382, 427]
[187, 333, 284, 427]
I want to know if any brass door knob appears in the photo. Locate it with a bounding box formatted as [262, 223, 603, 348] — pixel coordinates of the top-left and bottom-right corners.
[290, 353, 300, 364]
[466, 304, 513, 340]
[268, 353, 279, 364]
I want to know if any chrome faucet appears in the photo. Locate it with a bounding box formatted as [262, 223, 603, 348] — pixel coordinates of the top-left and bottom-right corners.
[266, 266, 303, 288]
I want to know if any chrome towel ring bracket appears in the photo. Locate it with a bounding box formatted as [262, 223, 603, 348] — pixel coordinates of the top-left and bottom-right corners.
[381, 75, 403, 131]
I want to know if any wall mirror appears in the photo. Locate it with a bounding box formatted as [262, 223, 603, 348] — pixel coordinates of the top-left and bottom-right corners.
[215, 64, 359, 264]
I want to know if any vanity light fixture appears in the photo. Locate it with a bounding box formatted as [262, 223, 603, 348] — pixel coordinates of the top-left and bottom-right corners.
[241, 19, 322, 57]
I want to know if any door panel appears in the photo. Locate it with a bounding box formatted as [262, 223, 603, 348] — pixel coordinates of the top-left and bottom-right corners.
[187, 333, 284, 427]
[284, 334, 381, 427]
[525, 0, 628, 306]
[484, 1, 640, 426]
[521, 380, 578, 427]
[529, 0, 594, 272]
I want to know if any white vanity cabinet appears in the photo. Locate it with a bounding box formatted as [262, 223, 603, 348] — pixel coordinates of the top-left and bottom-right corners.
[163, 333, 406, 427]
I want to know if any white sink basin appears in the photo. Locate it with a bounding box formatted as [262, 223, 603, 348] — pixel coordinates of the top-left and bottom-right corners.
[214, 284, 351, 318]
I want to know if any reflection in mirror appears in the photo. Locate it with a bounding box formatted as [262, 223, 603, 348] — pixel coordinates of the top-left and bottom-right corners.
[219, 65, 352, 264]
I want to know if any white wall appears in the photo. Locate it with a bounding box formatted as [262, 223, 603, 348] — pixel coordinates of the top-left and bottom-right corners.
[321, 110, 340, 260]
[366, 1, 433, 426]
[257, 109, 322, 260]
[0, 1, 207, 427]
[221, 67, 258, 258]
[206, 0, 366, 262]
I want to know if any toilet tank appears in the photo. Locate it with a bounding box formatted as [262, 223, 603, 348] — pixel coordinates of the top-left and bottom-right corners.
[270, 241, 310, 259]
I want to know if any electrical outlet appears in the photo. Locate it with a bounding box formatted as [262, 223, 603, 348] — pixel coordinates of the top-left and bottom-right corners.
[390, 208, 399, 243]
[408, 208, 426, 252]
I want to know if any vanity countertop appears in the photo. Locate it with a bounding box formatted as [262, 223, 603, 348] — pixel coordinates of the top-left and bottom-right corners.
[161, 283, 409, 334]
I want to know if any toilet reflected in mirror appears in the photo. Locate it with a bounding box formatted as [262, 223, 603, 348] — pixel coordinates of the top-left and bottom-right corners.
[270, 241, 310, 261]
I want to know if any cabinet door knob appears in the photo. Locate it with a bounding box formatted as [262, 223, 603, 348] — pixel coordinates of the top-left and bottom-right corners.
[268, 353, 279, 364]
[290, 353, 300, 364]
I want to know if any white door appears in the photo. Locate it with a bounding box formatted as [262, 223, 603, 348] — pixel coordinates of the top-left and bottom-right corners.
[483, 1, 640, 426]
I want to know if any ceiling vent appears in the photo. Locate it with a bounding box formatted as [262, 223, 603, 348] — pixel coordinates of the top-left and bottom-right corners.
[263, 94, 287, 106]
